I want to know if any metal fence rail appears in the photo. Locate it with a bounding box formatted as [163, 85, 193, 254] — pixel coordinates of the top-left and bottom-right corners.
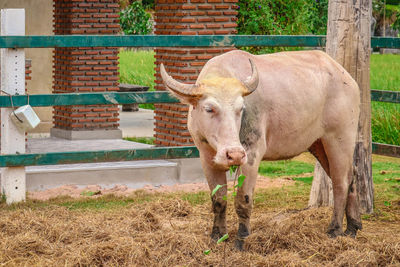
[0, 92, 178, 107]
[0, 89, 399, 108]
[0, 146, 199, 167]
[0, 35, 399, 49]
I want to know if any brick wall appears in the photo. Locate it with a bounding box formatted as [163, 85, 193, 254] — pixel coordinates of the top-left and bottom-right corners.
[154, 0, 238, 146]
[52, 0, 121, 134]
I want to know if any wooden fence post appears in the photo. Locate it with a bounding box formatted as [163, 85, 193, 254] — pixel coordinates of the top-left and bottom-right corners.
[309, 0, 374, 214]
[0, 9, 26, 204]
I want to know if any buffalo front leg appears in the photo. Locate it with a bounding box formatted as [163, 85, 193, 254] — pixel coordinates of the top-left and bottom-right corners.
[234, 161, 259, 250]
[201, 157, 228, 240]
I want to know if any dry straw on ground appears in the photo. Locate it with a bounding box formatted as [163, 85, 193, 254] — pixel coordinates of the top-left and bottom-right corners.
[0, 191, 399, 267]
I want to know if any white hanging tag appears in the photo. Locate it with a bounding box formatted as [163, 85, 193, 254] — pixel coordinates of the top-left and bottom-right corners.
[10, 104, 41, 133]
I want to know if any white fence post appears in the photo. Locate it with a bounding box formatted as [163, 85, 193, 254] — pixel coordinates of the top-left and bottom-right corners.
[1, 9, 26, 204]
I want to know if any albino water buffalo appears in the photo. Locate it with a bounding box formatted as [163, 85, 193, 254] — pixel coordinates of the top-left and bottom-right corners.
[160, 50, 361, 249]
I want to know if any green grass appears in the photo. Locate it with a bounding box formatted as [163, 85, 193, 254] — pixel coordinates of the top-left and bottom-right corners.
[370, 54, 400, 146]
[124, 136, 155, 145]
[371, 54, 400, 92]
[118, 49, 156, 109]
[258, 160, 314, 177]
[371, 102, 400, 145]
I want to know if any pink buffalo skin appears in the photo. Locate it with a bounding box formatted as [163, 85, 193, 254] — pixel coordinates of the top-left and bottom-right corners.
[161, 49, 361, 249]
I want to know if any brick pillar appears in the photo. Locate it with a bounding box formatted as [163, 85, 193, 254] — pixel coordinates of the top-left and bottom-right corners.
[51, 0, 122, 140]
[154, 0, 238, 146]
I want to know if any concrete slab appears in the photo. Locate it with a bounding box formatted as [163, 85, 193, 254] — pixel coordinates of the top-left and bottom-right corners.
[119, 108, 154, 138]
[50, 128, 122, 140]
[27, 137, 152, 153]
[26, 160, 179, 191]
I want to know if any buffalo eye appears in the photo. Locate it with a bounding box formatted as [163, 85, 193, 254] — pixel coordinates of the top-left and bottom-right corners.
[204, 106, 215, 113]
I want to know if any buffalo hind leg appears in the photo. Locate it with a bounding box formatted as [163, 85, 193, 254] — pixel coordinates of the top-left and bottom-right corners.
[322, 136, 356, 238]
[344, 167, 362, 237]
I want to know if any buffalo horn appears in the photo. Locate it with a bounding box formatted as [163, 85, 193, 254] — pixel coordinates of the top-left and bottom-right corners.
[242, 58, 259, 95]
[160, 63, 202, 97]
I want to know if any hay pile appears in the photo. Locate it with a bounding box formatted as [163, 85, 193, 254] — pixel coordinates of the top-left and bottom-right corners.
[0, 194, 399, 266]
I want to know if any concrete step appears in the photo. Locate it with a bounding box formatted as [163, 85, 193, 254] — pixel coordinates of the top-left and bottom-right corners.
[14, 137, 205, 191]
[26, 160, 179, 191]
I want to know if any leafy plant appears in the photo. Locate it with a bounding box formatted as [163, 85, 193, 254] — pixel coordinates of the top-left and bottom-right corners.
[217, 233, 229, 244]
[373, 0, 400, 35]
[120, 1, 153, 35]
[237, 0, 329, 54]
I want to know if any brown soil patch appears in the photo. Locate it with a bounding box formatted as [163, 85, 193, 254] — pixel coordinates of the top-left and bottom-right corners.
[28, 175, 293, 201]
[0, 196, 399, 266]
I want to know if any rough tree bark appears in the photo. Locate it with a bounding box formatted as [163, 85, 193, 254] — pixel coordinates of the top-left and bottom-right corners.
[309, 0, 374, 214]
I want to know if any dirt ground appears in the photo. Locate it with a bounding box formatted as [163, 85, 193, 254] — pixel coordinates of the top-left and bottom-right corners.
[28, 175, 294, 201]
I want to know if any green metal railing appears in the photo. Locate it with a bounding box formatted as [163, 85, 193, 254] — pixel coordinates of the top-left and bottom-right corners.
[0, 90, 398, 108]
[0, 35, 399, 49]
[0, 35, 399, 167]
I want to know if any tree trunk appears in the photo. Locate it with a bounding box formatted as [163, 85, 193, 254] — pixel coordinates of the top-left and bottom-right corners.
[308, 162, 333, 208]
[309, 0, 374, 214]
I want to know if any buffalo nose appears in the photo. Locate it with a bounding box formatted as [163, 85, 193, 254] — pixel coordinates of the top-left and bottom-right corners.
[226, 149, 246, 166]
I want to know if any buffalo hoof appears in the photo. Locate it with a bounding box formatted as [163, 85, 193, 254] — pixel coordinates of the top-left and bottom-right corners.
[235, 239, 245, 251]
[327, 227, 344, 238]
[344, 228, 357, 238]
[210, 226, 224, 241]
[344, 218, 362, 238]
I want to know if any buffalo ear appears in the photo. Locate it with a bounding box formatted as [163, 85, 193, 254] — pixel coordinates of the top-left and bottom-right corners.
[165, 87, 201, 107]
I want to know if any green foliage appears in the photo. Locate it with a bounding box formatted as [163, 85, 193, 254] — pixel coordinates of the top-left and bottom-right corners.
[236, 174, 246, 188]
[211, 184, 224, 197]
[142, 0, 155, 10]
[229, 165, 238, 176]
[373, 0, 400, 34]
[237, 0, 328, 54]
[217, 233, 229, 244]
[120, 1, 152, 35]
